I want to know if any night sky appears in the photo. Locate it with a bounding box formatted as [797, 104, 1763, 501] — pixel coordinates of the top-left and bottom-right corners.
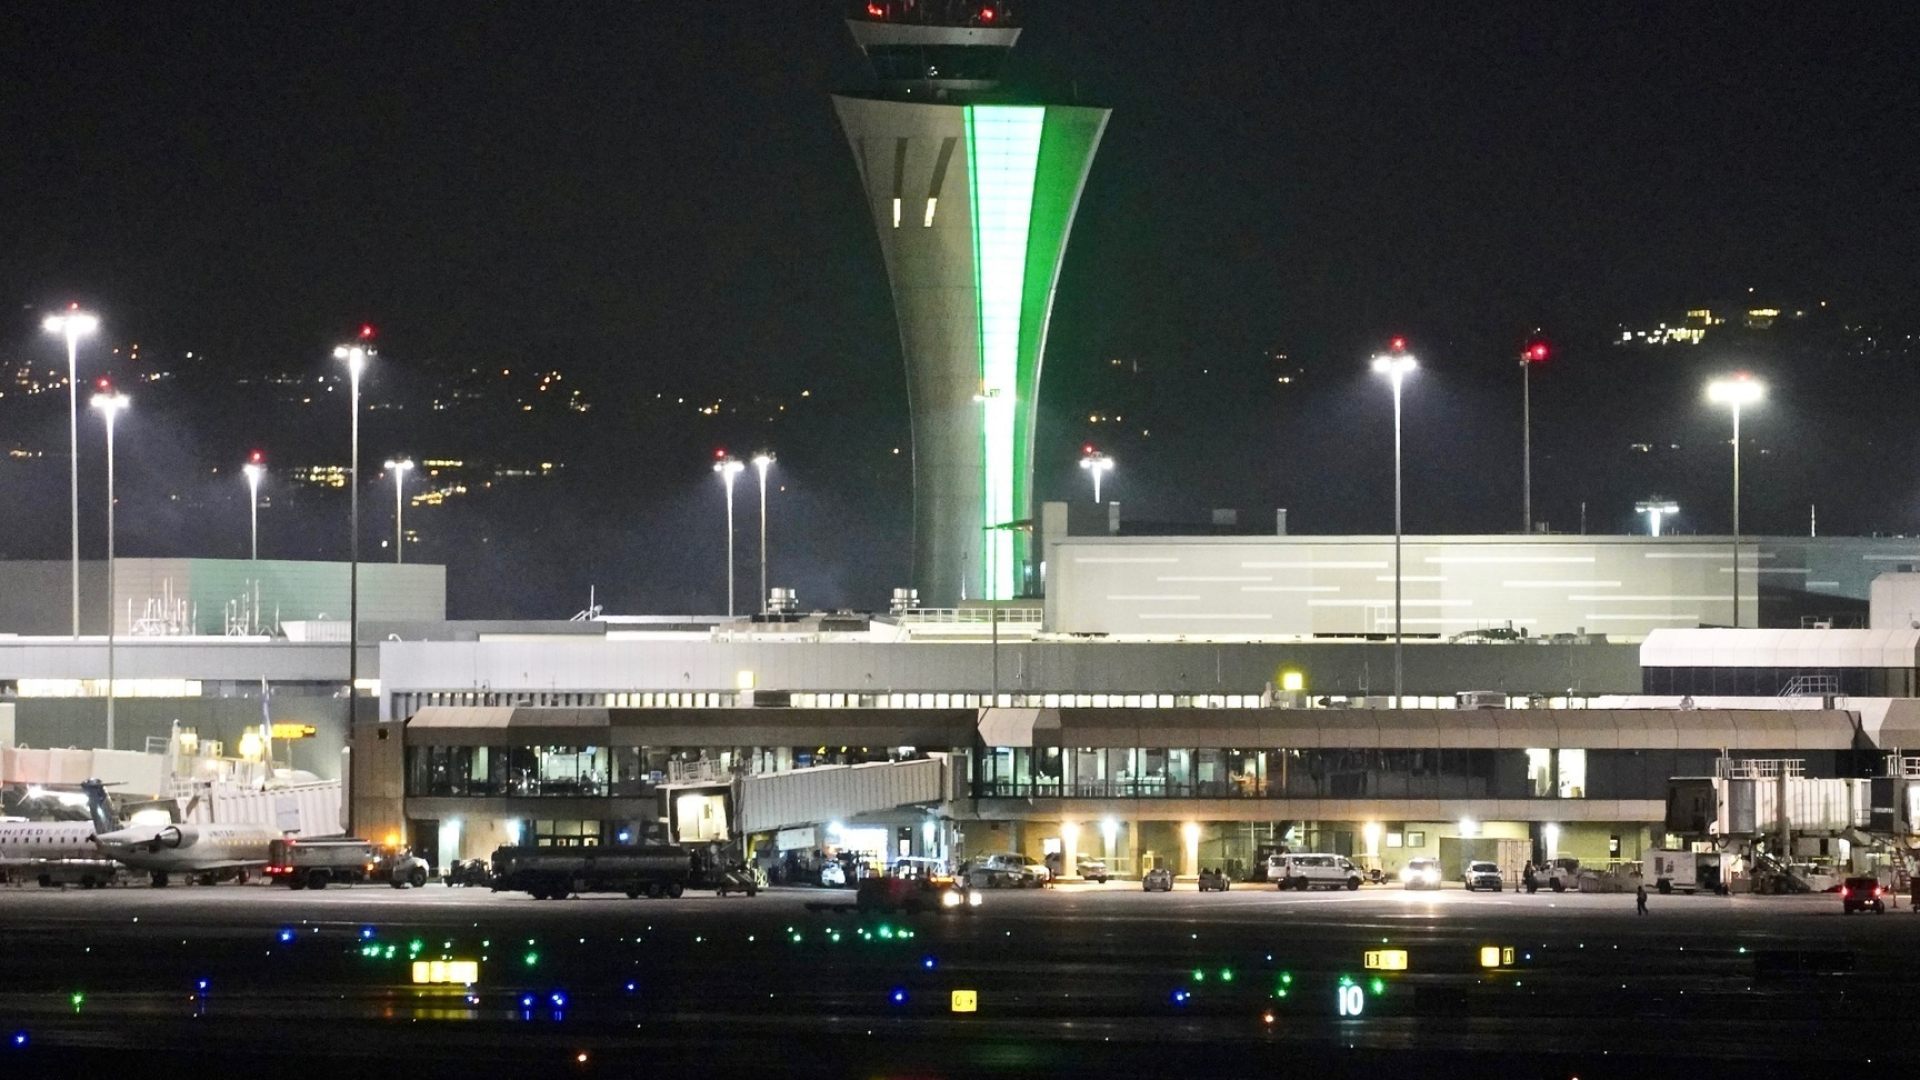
[2, 2, 1916, 616]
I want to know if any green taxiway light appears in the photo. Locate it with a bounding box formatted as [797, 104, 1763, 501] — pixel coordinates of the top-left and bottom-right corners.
[524, 952, 538, 966]
[1220, 969, 1234, 982]
[1370, 978, 1385, 995]
[1192, 969, 1204, 982]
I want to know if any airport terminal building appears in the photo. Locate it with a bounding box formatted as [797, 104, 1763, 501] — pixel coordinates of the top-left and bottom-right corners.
[7, 535, 1920, 882]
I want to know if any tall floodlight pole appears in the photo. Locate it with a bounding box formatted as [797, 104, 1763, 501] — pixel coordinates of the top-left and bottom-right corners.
[91, 389, 129, 750]
[45, 306, 99, 638]
[1371, 342, 1418, 705]
[243, 451, 266, 559]
[334, 332, 373, 707]
[714, 453, 745, 616]
[1636, 498, 1679, 538]
[1520, 340, 1548, 532]
[1707, 374, 1764, 628]
[383, 459, 414, 563]
[752, 452, 775, 613]
[1078, 448, 1113, 504]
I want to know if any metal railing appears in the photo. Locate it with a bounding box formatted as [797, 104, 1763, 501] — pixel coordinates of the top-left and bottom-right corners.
[895, 607, 1044, 625]
[1717, 758, 1805, 780]
[666, 758, 730, 785]
[1778, 673, 1840, 698]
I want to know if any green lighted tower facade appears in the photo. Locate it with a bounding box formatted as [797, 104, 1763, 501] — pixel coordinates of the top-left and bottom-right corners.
[835, 2, 1108, 605]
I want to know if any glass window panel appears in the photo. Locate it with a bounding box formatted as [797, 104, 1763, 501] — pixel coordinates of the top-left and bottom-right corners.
[1558, 749, 1587, 799]
[1527, 748, 1553, 798]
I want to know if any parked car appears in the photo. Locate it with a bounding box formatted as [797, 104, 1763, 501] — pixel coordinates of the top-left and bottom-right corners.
[1463, 860, 1504, 892]
[1842, 875, 1887, 914]
[819, 861, 847, 888]
[1268, 853, 1363, 891]
[1399, 857, 1443, 890]
[1043, 851, 1111, 883]
[1198, 868, 1231, 892]
[1142, 867, 1174, 892]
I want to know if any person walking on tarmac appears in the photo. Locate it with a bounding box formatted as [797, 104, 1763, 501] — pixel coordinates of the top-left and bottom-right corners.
[1909, 874, 1919, 914]
[1636, 884, 1649, 915]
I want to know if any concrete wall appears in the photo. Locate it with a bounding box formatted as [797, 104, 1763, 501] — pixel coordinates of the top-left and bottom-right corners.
[1045, 535, 1920, 640]
[380, 637, 1643, 700]
[8, 694, 348, 776]
[0, 559, 445, 636]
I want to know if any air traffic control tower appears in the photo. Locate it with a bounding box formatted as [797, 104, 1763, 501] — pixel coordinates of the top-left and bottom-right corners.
[834, 1, 1108, 605]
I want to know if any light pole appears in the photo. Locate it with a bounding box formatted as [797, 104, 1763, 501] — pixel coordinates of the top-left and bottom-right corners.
[1707, 373, 1764, 628]
[714, 452, 745, 616]
[1520, 340, 1548, 532]
[383, 458, 414, 563]
[1371, 341, 1417, 706]
[1636, 498, 1679, 538]
[90, 388, 129, 750]
[334, 332, 373, 706]
[1078, 447, 1113, 504]
[242, 451, 266, 559]
[752, 451, 775, 613]
[44, 306, 98, 638]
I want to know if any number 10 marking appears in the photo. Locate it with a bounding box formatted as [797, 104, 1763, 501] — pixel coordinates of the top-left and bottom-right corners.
[1337, 984, 1365, 1017]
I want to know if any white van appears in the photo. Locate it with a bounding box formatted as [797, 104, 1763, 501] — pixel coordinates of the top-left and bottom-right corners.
[1267, 853, 1363, 891]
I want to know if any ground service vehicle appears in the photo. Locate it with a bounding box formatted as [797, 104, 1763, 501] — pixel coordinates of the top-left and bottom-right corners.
[1400, 857, 1442, 889]
[1463, 860, 1504, 892]
[266, 838, 428, 889]
[1842, 875, 1887, 914]
[856, 860, 979, 913]
[443, 858, 491, 887]
[1142, 867, 1173, 892]
[1270, 853, 1363, 890]
[490, 844, 691, 900]
[965, 853, 1039, 889]
[1646, 848, 1722, 895]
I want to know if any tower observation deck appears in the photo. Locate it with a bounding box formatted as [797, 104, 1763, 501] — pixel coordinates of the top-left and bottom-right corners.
[835, 1, 1109, 605]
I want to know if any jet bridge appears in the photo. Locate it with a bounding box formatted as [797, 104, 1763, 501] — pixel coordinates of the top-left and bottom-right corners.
[735, 756, 949, 836]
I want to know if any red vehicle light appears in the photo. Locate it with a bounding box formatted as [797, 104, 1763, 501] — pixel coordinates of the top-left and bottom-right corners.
[1840, 886, 1849, 897]
[1877, 887, 1885, 897]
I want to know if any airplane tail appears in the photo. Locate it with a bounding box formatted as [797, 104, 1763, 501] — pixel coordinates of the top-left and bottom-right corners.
[80, 779, 121, 835]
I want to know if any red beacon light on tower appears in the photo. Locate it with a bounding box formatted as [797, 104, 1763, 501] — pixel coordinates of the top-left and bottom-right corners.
[1389, 337, 1407, 353]
[359, 324, 376, 340]
[1523, 341, 1550, 364]
[249, 450, 265, 465]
